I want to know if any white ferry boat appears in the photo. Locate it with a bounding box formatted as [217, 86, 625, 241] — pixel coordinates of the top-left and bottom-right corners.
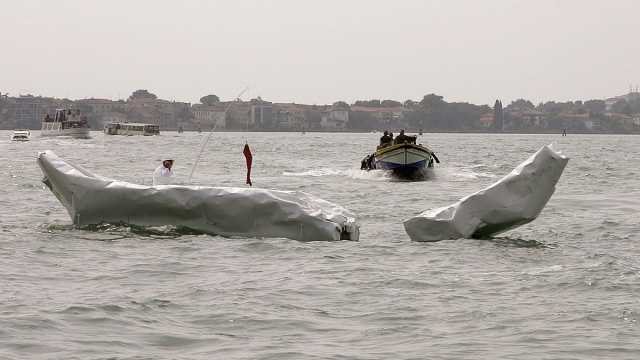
[11, 129, 31, 141]
[104, 122, 160, 136]
[41, 109, 91, 138]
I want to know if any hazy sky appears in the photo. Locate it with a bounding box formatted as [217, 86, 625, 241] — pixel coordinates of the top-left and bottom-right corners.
[1, 0, 638, 105]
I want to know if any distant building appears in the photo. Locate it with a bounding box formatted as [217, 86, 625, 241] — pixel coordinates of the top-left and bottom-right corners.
[505, 107, 546, 129]
[479, 113, 494, 128]
[350, 106, 405, 127]
[156, 100, 191, 130]
[224, 101, 252, 129]
[559, 113, 599, 130]
[192, 103, 226, 129]
[13, 96, 57, 128]
[122, 95, 191, 129]
[274, 103, 307, 130]
[633, 115, 640, 128]
[320, 107, 349, 130]
[250, 99, 274, 129]
[605, 90, 640, 111]
[125, 96, 158, 124]
[101, 111, 128, 124]
[76, 98, 125, 113]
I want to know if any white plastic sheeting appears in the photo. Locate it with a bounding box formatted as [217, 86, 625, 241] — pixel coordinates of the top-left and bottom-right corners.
[37, 151, 359, 241]
[404, 145, 569, 242]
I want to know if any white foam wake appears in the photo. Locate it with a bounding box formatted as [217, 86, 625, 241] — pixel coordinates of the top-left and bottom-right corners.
[283, 168, 392, 181]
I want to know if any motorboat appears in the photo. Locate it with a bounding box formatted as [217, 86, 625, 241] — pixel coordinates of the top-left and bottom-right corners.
[11, 129, 31, 141]
[37, 151, 359, 242]
[361, 132, 439, 179]
[41, 109, 91, 138]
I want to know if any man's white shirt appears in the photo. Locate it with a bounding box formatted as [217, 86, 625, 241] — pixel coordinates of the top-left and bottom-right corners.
[153, 165, 175, 185]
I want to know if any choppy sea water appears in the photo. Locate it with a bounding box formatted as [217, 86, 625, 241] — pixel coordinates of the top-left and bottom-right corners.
[1, 130, 639, 359]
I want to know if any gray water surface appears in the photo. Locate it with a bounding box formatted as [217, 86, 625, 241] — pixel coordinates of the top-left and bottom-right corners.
[1, 131, 639, 359]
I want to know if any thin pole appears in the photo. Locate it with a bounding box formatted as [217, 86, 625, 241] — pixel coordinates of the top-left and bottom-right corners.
[188, 87, 249, 183]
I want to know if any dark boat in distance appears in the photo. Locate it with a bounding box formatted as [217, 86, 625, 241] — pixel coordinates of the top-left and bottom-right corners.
[361, 131, 439, 180]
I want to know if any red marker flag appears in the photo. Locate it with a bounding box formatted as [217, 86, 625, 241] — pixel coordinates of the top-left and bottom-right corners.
[243, 143, 253, 186]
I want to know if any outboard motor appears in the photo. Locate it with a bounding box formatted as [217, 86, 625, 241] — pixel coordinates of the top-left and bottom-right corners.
[340, 219, 360, 240]
[361, 154, 376, 171]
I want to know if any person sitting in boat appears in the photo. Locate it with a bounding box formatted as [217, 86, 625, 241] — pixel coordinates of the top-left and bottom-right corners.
[153, 159, 175, 185]
[379, 131, 393, 147]
[379, 130, 388, 144]
[394, 129, 410, 144]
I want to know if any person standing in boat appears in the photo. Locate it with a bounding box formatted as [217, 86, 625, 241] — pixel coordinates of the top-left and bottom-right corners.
[153, 159, 175, 185]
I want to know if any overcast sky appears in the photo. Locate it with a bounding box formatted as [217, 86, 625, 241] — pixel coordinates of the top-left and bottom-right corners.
[1, 0, 638, 105]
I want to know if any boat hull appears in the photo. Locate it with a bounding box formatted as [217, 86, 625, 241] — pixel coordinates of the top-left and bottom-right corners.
[375, 144, 433, 178]
[41, 123, 91, 139]
[37, 151, 359, 242]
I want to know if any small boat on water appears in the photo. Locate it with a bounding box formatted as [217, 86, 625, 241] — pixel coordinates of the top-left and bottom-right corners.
[11, 129, 31, 141]
[361, 131, 439, 180]
[104, 122, 160, 136]
[41, 109, 90, 139]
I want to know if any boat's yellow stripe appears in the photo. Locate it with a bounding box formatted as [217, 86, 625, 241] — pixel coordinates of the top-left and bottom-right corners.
[375, 143, 432, 156]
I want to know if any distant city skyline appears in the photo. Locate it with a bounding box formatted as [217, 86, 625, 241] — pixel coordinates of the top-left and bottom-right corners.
[2, 85, 639, 106]
[1, 0, 639, 106]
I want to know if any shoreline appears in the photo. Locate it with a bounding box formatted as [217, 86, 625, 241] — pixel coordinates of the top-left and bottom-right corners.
[4, 128, 639, 135]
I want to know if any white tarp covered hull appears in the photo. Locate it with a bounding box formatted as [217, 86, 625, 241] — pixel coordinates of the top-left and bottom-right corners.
[37, 151, 359, 241]
[404, 145, 568, 242]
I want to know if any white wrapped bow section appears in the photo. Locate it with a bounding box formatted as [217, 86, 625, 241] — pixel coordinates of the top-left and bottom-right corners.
[37, 151, 359, 241]
[404, 145, 568, 241]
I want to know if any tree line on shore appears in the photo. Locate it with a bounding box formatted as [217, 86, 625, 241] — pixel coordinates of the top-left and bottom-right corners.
[1, 89, 639, 132]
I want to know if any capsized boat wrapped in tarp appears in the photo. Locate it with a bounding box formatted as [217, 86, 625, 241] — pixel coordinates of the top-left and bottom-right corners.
[404, 145, 568, 242]
[37, 151, 359, 241]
